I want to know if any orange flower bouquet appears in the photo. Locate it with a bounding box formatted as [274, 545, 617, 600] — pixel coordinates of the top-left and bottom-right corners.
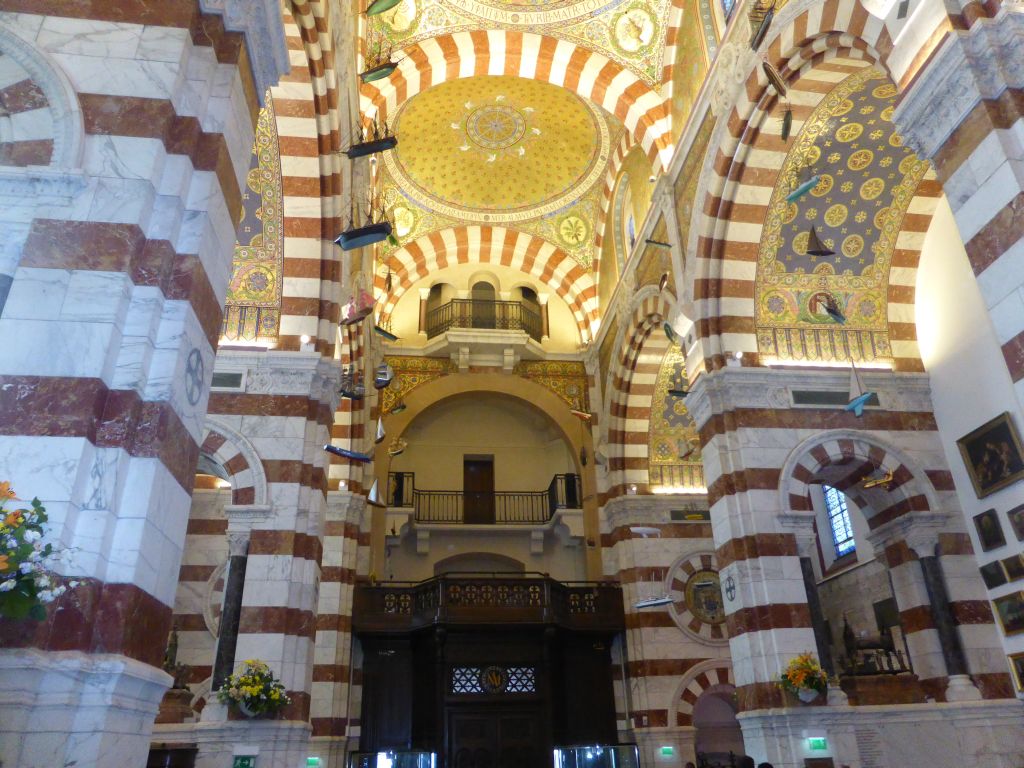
[0, 482, 77, 620]
[779, 652, 828, 702]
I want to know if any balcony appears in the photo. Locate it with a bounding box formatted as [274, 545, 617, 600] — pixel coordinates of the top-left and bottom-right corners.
[426, 298, 543, 343]
[388, 473, 581, 525]
[353, 573, 624, 633]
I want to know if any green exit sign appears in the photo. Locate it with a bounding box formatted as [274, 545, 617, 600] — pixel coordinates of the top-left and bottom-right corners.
[233, 757, 255, 768]
[808, 737, 828, 751]
[660, 746, 675, 757]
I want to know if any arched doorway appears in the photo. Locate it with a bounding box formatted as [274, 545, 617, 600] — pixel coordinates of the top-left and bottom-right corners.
[471, 280, 497, 328]
[693, 687, 744, 766]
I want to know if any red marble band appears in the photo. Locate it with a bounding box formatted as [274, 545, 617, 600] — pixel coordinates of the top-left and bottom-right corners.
[717, 533, 798, 569]
[238, 605, 315, 640]
[0, 376, 199, 492]
[22, 220, 222, 350]
[725, 603, 812, 637]
[80, 94, 243, 219]
[0, 579, 172, 668]
[249, 529, 323, 563]
[209, 393, 334, 429]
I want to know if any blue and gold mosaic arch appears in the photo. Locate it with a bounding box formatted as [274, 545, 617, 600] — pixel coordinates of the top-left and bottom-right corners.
[223, 89, 285, 345]
[755, 66, 930, 365]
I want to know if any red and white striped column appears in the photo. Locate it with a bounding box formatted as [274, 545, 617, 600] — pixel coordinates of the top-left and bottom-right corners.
[0, 2, 286, 765]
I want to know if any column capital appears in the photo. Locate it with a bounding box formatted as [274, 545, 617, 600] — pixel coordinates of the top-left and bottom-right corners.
[892, 7, 1024, 160]
[225, 504, 273, 540]
[777, 512, 819, 558]
[866, 512, 951, 557]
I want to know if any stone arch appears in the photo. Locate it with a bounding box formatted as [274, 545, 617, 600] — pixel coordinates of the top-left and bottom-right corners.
[199, 417, 269, 506]
[0, 23, 83, 169]
[594, 129, 637, 281]
[606, 290, 674, 493]
[779, 430, 943, 532]
[358, 30, 673, 171]
[672, 658, 735, 726]
[376, 226, 598, 341]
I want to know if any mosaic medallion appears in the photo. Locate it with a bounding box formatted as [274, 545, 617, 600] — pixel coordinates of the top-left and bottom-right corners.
[467, 104, 527, 150]
[668, 552, 728, 645]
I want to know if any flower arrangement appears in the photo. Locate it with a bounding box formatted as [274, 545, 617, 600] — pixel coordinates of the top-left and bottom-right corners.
[215, 659, 291, 716]
[779, 652, 828, 696]
[0, 482, 75, 621]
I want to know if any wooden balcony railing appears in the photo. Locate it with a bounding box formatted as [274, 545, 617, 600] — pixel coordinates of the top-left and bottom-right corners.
[353, 573, 625, 633]
[425, 299, 543, 342]
[386, 473, 582, 524]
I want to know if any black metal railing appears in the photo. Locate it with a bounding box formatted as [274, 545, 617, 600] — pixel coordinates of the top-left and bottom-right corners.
[353, 572, 624, 633]
[387, 473, 582, 525]
[425, 299, 543, 342]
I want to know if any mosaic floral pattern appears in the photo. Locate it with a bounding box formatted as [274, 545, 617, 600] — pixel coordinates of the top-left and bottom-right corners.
[381, 356, 458, 413]
[223, 90, 284, 344]
[648, 346, 701, 467]
[755, 67, 930, 364]
[514, 361, 590, 411]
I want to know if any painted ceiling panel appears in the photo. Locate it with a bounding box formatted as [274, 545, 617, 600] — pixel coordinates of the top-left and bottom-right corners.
[367, 0, 672, 86]
[756, 66, 930, 365]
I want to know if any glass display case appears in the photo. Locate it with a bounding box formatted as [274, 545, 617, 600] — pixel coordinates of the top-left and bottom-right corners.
[553, 745, 640, 768]
[347, 751, 437, 768]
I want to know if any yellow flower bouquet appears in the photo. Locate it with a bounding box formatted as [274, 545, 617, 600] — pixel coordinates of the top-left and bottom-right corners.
[779, 652, 828, 701]
[215, 659, 291, 716]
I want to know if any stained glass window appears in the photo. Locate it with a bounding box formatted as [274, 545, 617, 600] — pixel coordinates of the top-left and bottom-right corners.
[823, 485, 856, 557]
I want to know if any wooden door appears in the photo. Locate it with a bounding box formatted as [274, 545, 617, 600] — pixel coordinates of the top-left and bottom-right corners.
[447, 709, 544, 768]
[464, 458, 495, 524]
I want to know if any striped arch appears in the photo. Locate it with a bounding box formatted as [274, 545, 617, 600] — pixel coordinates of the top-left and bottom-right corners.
[376, 226, 599, 342]
[606, 290, 674, 494]
[277, 0, 345, 358]
[358, 30, 673, 171]
[660, 0, 690, 94]
[780, 430, 942, 532]
[692, 12, 943, 372]
[199, 418, 268, 506]
[593, 129, 636, 279]
[673, 659, 735, 726]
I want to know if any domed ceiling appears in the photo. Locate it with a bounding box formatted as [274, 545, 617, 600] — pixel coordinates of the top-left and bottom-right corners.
[379, 75, 624, 267]
[385, 76, 609, 218]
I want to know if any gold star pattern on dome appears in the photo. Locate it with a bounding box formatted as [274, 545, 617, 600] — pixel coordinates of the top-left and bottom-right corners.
[385, 76, 608, 218]
[755, 66, 930, 365]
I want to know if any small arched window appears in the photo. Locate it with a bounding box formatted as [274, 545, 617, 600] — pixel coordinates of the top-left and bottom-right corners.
[823, 485, 856, 557]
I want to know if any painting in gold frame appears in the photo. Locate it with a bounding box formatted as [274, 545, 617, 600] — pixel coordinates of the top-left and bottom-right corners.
[1009, 651, 1024, 693]
[957, 412, 1024, 498]
[993, 591, 1024, 636]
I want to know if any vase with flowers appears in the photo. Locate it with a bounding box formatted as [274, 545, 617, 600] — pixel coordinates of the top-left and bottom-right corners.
[779, 652, 828, 703]
[0, 482, 77, 621]
[215, 659, 291, 717]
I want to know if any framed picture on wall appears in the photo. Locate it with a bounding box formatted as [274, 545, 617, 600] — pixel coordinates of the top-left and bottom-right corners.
[1008, 503, 1024, 541]
[973, 509, 1007, 552]
[1003, 555, 1024, 582]
[993, 591, 1024, 636]
[1009, 652, 1024, 693]
[980, 561, 1008, 589]
[957, 413, 1024, 498]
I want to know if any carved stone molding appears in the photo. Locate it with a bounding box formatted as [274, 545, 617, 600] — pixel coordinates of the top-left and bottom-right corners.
[892, 7, 1024, 160]
[225, 504, 273, 537]
[865, 511, 951, 556]
[198, 0, 290, 99]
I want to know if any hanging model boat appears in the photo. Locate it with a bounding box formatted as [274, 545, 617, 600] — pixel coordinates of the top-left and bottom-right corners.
[345, 119, 398, 159]
[366, 477, 386, 508]
[374, 363, 395, 390]
[374, 325, 399, 342]
[323, 444, 372, 463]
[845, 365, 876, 417]
[360, 37, 400, 82]
[750, 1, 775, 50]
[341, 289, 376, 325]
[664, 321, 681, 347]
[668, 388, 689, 398]
[334, 220, 393, 250]
[386, 437, 408, 457]
[375, 416, 386, 445]
[365, 0, 402, 16]
[762, 61, 787, 98]
[786, 174, 820, 203]
[781, 106, 793, 142]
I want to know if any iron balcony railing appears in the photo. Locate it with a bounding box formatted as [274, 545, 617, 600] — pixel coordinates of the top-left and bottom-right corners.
[425, 299, 543, 342]
[386, 472, 582, 524]
[353, 572, 625, 633]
